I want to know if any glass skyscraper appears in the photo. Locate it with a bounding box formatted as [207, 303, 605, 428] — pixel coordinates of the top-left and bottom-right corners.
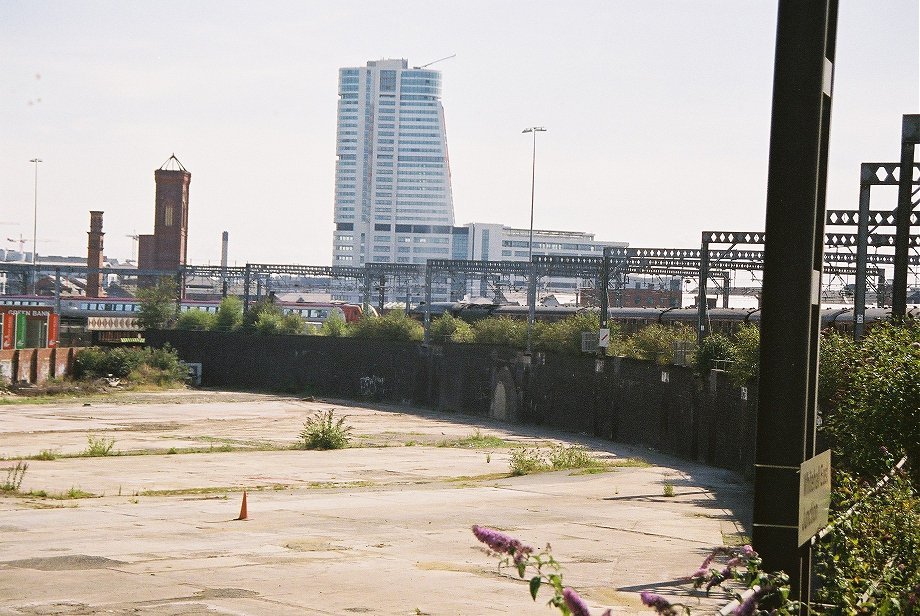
[332, 59, 455, 275]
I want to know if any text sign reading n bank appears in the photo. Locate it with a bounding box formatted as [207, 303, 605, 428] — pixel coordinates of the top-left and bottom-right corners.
[798, 449, 831, 546]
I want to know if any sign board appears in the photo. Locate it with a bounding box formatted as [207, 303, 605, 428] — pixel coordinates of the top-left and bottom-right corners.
[798, 449, 831, 546]
[581, 332, 598, 353]
[598, 328, 610, 348]
[14, 313, 26, 349]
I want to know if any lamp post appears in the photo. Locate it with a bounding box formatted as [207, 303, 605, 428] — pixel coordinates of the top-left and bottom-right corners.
[522, 126, 545, 355]
[521, 127, 546, 262]
[29, 157, 42, 294]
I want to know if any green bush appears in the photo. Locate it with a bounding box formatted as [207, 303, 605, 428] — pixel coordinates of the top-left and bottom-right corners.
[73, 345, 186, 386]
[298, 409, 352, 450]
[531, 312, 614, 355]
[815, 467, 920, 611]
[350, 311, 423, 342]
[822, 321, 920, 481]
[430, 313, 474, 343]
[176, 309, 215, 331]
[508, 446, 548, 476]
[84, 434, 115, 456]
[73, 347, 107, 379]
[472, 317, 526, 347]
[321, 312, 350, 337]
[726, 324, 759, 385]
[280, 312, 306, 335]
[693, 332, 733, 375]
[817, 328, 858, 412]
[624, 323, 696, 365]
[213, 296, 243, 332]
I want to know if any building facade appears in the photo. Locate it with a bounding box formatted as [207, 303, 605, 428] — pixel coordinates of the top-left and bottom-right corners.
[331, 59, 455, 270]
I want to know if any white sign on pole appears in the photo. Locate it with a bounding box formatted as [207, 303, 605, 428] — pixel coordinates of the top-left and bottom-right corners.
[598, 328, 610, 348]
[798, 449, 831, 546]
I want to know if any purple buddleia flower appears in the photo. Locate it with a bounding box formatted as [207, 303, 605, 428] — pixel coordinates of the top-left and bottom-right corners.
[472, 525, 533, 563]
[562, 587, 592, 616]
[739, 545, 756, 558]
[733, 587, 767, 616]
[640, 591, 678, 615]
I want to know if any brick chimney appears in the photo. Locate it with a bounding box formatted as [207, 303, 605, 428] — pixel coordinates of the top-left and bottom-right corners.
[87, 211, 104, 298]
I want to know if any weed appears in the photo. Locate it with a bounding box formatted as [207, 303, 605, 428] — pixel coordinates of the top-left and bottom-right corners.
[166, 447, 178, 455]
[1, 461, 28, 491]
[84, 434, 116, 457]
[33, 450, 57, 461]
[438, 430, 507, 449]
[663, 483, 676, 497]
[299, 409, 352, 450]
[508, 447, 548, 476]
[405, 440, 417, 447]
[486, 453, 491, 464]
[65, 487, 94, 499]
[608, 457, 651, 468]
[548, 444, 604, 470]
[27, 489, 48, 497]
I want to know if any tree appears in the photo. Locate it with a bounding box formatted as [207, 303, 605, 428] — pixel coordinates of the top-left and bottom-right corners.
[213, 296, 243, 332]
[136, 279, 178, 330]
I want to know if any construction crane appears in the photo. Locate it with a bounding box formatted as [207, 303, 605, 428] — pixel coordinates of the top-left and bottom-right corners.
[414, 54, 456, 69]
[126, 233, 139, 261]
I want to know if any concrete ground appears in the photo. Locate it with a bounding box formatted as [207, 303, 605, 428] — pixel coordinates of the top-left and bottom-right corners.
[0, 390, 752, 615]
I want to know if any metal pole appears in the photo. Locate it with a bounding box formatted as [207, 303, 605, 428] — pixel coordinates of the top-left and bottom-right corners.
[423, 264, 432, 346]
[722, 272, 730, 308]
[892, 115, 920, 319]
[29, 158, 42, 294]
[697, 234, 710, 342]
[854, 165, 871, 340]
[522, 127, 546, 263]
[243, 263, 251, 314]
[526, 261, 536, 355]
[754, 1, 837, 607]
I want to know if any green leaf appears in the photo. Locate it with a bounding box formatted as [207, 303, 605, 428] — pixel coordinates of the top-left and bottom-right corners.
[517, 561, 526, 578]
[529, 576, 541, 600]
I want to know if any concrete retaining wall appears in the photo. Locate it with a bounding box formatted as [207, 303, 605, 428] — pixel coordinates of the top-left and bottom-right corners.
[147, 330, 757, 477]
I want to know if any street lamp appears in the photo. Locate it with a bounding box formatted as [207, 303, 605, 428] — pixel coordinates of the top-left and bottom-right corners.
[521, 127, 546, 262]
[29, 157, 42, 294]
[522, 127, 545, 356]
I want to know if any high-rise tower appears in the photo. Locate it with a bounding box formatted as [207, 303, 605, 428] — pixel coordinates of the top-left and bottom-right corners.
[331, 59, 455, 278]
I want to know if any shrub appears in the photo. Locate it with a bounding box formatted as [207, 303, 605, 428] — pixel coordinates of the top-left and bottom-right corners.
[321, 312, 350, 337]
[815, 467, 920, 610]
[299, 409, 352, 450]
[625, 323, 696, 365]
[73, 345, 186, 386]
[213, 296, 243, 332]
[430, 313, 474, 343]
[817, 328, 857, 412]
[73, 347, 107, 379]
[176, 309, 215, 331]
[350, 311, 423, 342]
[280, 312, 306, 335]
[532, 312, 613, 355]
[547, 444, 604, 470]
[508, 446, 548, 476]
[726, 324, 759, 385]
[694, 332, 733, 375]
[472, 317, 526, 347]
[822, 321, 920, 481]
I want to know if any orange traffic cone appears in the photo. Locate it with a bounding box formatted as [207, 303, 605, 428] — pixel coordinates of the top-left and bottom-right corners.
[236, 490, 248, 521]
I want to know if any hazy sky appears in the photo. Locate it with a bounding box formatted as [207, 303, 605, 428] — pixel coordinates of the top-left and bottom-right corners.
[2, 1, 917, 267]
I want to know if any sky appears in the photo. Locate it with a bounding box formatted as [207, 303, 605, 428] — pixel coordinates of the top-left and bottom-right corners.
[1, 1, 917, 268]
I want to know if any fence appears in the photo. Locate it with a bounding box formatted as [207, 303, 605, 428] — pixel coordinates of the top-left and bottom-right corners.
[0, 347, 77, 386]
